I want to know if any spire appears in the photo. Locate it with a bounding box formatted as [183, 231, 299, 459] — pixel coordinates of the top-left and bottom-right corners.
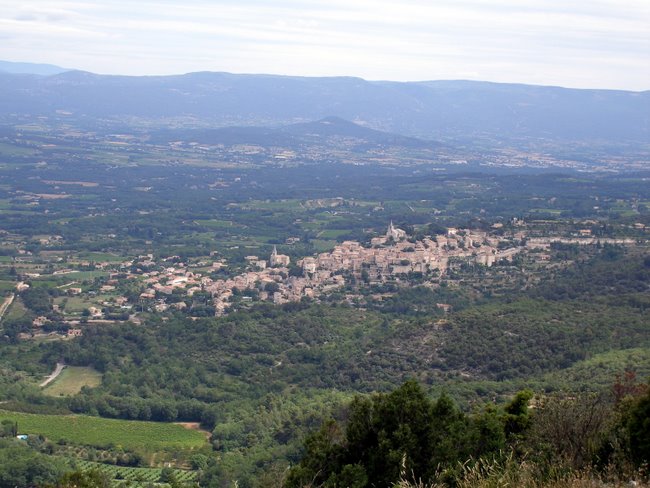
[272, 245, 278, 256]
[387, 220, 395, 238]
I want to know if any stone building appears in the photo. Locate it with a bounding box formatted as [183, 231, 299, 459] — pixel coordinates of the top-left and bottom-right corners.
[269, 246, 290, 267]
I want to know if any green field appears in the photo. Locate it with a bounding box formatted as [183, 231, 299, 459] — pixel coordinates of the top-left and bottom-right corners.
[0, 142, 39, 156]
[317, 229, 349, 239]
[194, 219, 237, 229]
[60, 271, 110, 280]
[54, 296, 98, 313]
[530, 208, 563, 214]
[237, 199, 301, 210]
[54, 294, 116, 313]
[0, 410, 207, 452]
[312, 239, 337, 252]
[43, 366, 103, 396]
[75, 252, 126, 263]
[4, 298, 28, 321]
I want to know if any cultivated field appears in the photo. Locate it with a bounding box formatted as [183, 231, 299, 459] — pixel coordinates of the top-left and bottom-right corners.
[0, 410, 207, 452]
[69, 460, 197, 485]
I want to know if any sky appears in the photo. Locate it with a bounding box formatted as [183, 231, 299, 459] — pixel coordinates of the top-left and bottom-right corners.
[0, 0, 649, 90]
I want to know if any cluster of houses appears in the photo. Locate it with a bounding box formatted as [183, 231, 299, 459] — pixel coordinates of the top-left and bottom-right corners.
[37, 221, 642, 322]
[192, 223, 522, 314]
[17, 223, 529, 324]
[300, 223, 521, 279]
[12, 220, 646, 340]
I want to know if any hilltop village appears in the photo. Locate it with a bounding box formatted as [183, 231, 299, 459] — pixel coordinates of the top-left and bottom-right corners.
[141, 222, 522, 315]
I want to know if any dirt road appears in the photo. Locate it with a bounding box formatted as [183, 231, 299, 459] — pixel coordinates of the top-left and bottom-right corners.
[0, 294, 15, 322]
[40, 362, 65, 388]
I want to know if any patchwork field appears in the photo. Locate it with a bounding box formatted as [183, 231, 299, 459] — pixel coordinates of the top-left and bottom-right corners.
[0, 410, 208, 452]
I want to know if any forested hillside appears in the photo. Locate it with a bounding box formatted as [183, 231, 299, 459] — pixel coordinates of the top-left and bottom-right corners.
[1, 246, 648, 484]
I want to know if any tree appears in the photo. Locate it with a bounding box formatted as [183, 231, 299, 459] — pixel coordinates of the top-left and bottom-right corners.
[503, 389, 533, 438]
[265, 282, 280, 293]
[0, 441, 67, 488]
[363, 380, 437, 483]
[20, 287, 52, 314]
[288, 264, 303, 277]
[159, 467, 177, 484]
[190, 453, 209, 470]
[284, 420, 346, 488]
[57, 469, 111, 488]
[468, 405, 506, 459]
[625, 386, 650, 466]
[0, 420, 17, 438]
[529, 393, 609, 470]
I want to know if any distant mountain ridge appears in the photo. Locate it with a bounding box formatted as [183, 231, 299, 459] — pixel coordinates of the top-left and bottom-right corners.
[0, 65, 648, 143]
[0, 60, 69, 76]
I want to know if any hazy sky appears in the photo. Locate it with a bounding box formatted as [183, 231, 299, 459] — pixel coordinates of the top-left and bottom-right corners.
[1, 0, 648, 90]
